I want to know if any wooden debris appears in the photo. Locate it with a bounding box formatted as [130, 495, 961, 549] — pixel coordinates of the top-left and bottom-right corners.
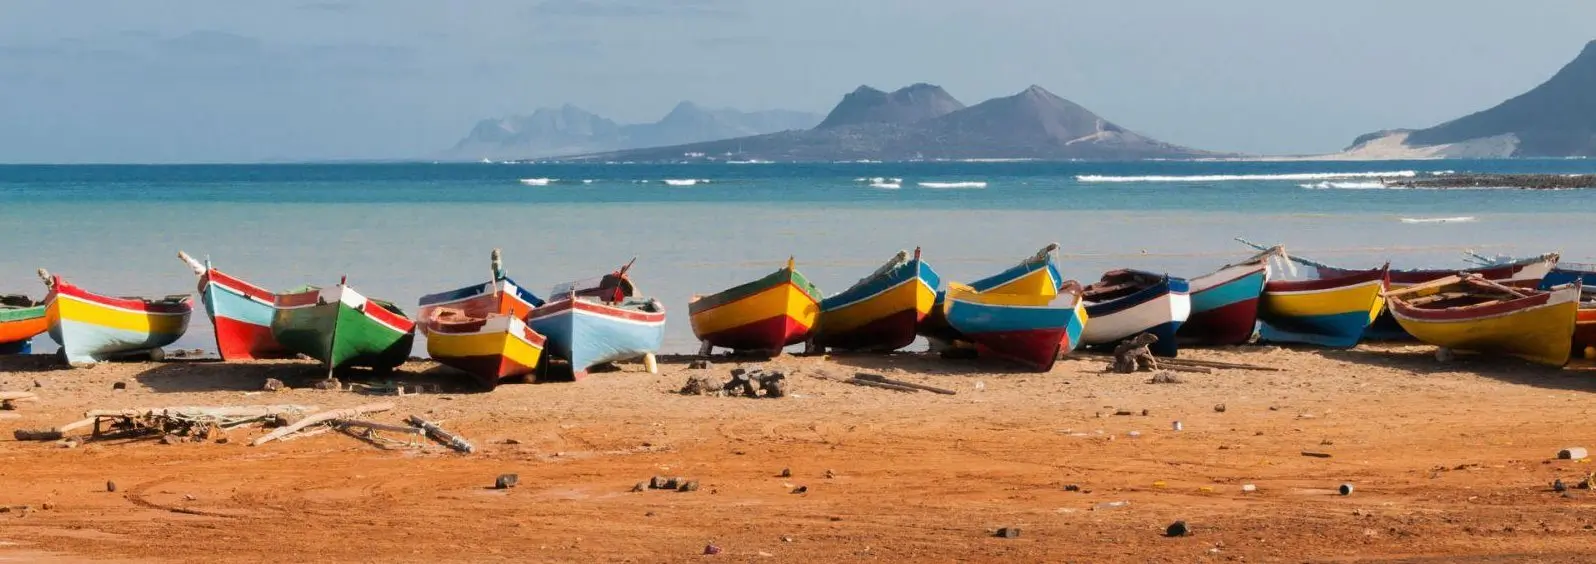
[853, 373, 956, 395]
[252, 403, 393, 446]
[845, 377, 920, 393]
[1077, 351, 1282, 372]
[0, 391, 38, 402]
[1301, 451, 1333, 458]
[1109, 333, 1161, 373]
[406, 415, 475, 453]
[335, 419, 423, 436]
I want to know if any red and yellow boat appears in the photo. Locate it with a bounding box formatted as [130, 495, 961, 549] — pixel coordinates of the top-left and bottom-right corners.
[689, 258, 823, 354]
[813, 248, 941, 352]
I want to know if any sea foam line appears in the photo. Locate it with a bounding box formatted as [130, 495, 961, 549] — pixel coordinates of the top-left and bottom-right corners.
[918, 181, 987, 189]
[1400, 216, 1478, 224]
[1077, 171, 1419, 183]
[1298, 181, 1388, 190]
[663, 178, 710, 186]
[868, 181, 902, 189]
[518, 178, 558, 186]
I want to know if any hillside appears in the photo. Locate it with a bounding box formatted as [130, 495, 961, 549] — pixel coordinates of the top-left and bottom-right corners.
[569, 84, 1214, 161]
[444, 103, 820, 160]
[1344, 40, 1596, 158]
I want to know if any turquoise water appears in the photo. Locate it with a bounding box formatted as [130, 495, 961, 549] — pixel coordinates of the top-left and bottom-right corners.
[4, 160, 1595, 354]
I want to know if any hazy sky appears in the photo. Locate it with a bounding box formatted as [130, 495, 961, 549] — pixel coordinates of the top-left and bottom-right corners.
[2, 0, 1593, 162]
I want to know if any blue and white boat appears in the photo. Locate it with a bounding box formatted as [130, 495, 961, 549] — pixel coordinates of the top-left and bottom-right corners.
[1080, 270, 1191, 357]
[527, 262, 665, 375]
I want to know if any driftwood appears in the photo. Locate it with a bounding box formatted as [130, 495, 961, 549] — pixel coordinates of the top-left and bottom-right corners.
[278, 426, 333, 442]
[1159, 364, 1213, 374]
[854, 373, 957, 395]
[1110, 334, 1160, 373]
[846, 377, 920, 393]
[0, 392, 38, 402]
[252, 403, 394, 446]
[86, 405, 315, 419]
[1076, 351, 1279, 373]
[406, 415, 475, 453]
[337, 419, 423, 435]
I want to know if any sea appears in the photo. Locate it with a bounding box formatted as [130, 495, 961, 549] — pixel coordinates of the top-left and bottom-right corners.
[4, 159, 1596, 355]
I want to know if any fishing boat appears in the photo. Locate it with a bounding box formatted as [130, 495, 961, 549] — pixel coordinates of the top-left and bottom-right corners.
[1386, 274, 1580, 367]
[1080, 270, 1190, 357]
[688, 257, 823, 354]
[0, 294, 48, 354]
[813, 248, 941, 351]
[528, 260, 666, 376]
[1576, 299, 1596, 360]
[919, 244, 1064, 346]
[272, 277, 415, 376]
[177, 252, 289, 361]
[943, 280, 1087, 371]
[1176, 248, 1276, 346]
[1256, 265, 1388, 348]
[1464, 252, 1594, 290]
[1240, 239, 1557, 339]
[39, 270, 192, 365]
[417, 250, 547, 388]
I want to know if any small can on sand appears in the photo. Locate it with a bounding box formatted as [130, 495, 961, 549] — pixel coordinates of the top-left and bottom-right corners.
[1339, 483, 1354, 496]
[1172, 421, 1183, 431]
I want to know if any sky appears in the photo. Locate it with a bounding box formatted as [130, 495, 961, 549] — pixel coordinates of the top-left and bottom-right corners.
[1, 0, 1593, 162]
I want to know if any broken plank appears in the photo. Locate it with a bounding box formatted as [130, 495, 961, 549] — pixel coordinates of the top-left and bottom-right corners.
[252, 403, 395, 446]
[854, 373, 957, 395]
[845, 377, 920, 393]
[336, 419, 423, 435]
[406, 415, 475, 454]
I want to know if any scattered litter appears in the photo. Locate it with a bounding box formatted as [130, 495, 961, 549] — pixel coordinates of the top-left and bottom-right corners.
[995, 527, 1021, 539]
[1166, 520, 1191, 537]
[1241, 484, 1257, 493]
[1339, 483, 1354, 496]
[1301, 451, 1332, 458]
[106, 481, 117, 493]
[495, 474, 519, 489]
[1559, 447, 1588, 460]
[1213, 403, 1226, 413]
[791, 486, 808, 494]
[1063, 484, 1081, 492]
[1172, 421, 1183, 431]
[703, 544, 722, 555]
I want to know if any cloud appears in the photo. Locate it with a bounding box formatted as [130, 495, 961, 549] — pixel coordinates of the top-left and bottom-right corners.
[531, 0, 743, 18]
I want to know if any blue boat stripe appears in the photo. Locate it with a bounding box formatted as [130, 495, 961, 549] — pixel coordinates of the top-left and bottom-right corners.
[1190, 271, 1266, 313]
[1085, 277, 1189, 317]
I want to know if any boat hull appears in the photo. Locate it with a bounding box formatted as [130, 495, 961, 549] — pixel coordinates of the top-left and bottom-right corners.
[528, 298, 666, 373]
[273, 286, 415, 372]
[199, 269, 289, 361]
[1082, 277, 1190, 358]
[1330, 255, 1556, 341]
[922, 254, 1063, 345]
[816, 259, 940, 351]
[945, 290, 1086, 371]
[1390, 284, 1579, 367]
[1575, 306, 1596, 358]
[1257, 269, 1386, 348]
[44, 279, 191, 365]
[0, 305, 47, 355]
[423, 315, 545, 388]
[1178, 263, 1266, 346]
[689, 267, 821, 352]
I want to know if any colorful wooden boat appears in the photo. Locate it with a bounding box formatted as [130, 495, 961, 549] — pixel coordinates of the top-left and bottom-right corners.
[688, 257, 823, 353]
[1256, 265, 1388, 348]
[1386, 275, 1580, 367]
[920, 244, 1064, 345]
[1575, 298, 1596, 359]
[177, 252, 289, 361]
[272, 277, 415, 376]
[943, 280, 1086, 371]
[528, 261, 666, 375]
[1241, 240, 1557, 340]
[1465, 252, 1590, 291]
[0, 294, 48, 354]
[417, 250, 547, 388]
[1080, 270, 1190, 357]
[39, 270, 192, 365]
[814, 248, 941, 351]
[1177, 249, 1275, 346]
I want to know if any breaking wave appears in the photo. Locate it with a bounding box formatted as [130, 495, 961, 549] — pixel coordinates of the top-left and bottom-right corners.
[1298, 181, 1388, 190]
[1400, 216, 1478, 224]
[1077, 171, 1420, 183]
[917, 181, 987, 189]
[868, 181, 902, 189]
[518, 178, 558, 186]
[663, 178, 710, 186]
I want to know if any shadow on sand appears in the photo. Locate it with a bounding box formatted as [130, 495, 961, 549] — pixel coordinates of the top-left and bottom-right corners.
[0, 354, 78, 374]
[1319, 346, 1596, 394]
[815, 350, 1049, 377]
[134, 360, 493, 394]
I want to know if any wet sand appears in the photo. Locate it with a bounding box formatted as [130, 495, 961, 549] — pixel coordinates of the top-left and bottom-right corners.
[2, 346, 1596, 562]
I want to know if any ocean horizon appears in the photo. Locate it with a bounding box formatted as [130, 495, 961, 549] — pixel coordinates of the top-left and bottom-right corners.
[5, 159, 1595, 355]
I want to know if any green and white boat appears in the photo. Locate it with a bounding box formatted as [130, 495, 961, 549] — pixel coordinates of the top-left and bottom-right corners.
[271, 277, 415, 376]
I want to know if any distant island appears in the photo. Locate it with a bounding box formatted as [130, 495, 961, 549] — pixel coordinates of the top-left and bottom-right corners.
[1338, 40, 1596, 159]
[443, 103, 820, 161]
[557, 84, 1221, 162]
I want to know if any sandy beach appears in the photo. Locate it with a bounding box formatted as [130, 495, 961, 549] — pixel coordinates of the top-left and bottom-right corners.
[2, 347, 1595, 562]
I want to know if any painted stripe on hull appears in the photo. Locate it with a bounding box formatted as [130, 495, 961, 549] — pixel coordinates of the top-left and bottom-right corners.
[1258, 311, 1373, 348]
[1081, 290, 1189, 357]
[425, 325, 544, 387]
[50, 318, 186, 364]
[1178, 297, 1260, 346]
[46, 291, 191, 364]
[969, 329, 1067, 371]
[273, 300, 413, 371]
[696, 314, 811, 352]
[204, 280, 289, 360]
[0, 307, 47, 352]
[816, 308, 921, 351]
[1390, 284, 1579, 367]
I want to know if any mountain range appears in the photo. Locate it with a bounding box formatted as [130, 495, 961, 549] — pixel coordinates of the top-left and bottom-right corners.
[565, 84, 1215, 161]
[444, 103, 821, 160]
[1341, 40, 1596, 158]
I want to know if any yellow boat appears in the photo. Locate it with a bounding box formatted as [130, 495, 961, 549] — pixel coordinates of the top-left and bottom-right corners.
[689, 258, 823, 354]
[1386, 274, 1580, 367]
